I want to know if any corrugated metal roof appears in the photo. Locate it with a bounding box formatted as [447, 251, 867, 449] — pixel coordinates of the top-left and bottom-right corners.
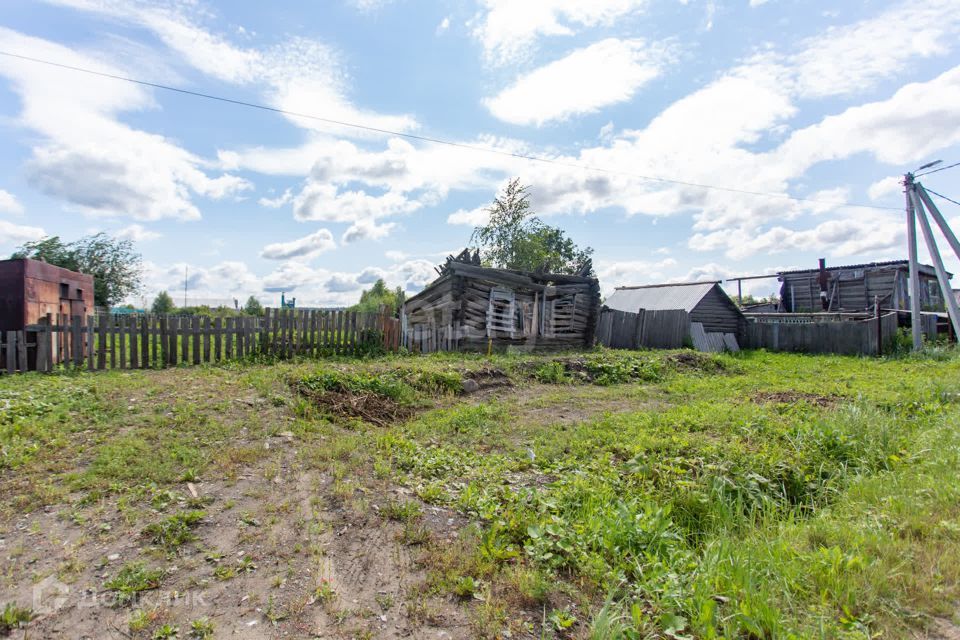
[605, 282, 717, 313]
[778, 260, 949, 278]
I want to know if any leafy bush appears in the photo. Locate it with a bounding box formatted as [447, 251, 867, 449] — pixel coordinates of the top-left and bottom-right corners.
[533, 361, 573, 384]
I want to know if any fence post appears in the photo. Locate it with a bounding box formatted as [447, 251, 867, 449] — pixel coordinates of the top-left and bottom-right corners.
[44, 313, 54, 372]
[140, 315, 149, 368]
[874, 297, 882, 356]
[16, 330, 26, 372]
[87, 316, 95, 370]
[262, 308, 271, 355]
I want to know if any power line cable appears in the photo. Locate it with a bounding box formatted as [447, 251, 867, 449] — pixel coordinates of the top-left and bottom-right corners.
[924, 187, 960, 208]
[915, 161, 960, 178]
[0, 49, 903, 212]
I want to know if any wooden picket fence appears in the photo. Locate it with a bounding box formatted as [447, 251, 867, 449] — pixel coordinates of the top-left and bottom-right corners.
[0, 308, 400, 374]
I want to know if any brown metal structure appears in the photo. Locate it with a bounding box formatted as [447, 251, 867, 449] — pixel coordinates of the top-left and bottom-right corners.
[0, 258, 94, 332]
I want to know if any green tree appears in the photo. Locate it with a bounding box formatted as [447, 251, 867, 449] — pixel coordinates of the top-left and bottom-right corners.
[243, 296, 264, 316]
[470, 178, 593, 275]
[12, 233, 143, 307]
[151, 291, 175, 314]
[350, 279, 405, 315]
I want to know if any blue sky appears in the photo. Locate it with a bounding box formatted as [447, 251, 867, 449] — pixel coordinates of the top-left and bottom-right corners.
[1, 0, 959, 307]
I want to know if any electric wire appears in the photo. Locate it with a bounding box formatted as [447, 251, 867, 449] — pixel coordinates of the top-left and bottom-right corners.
[915, 161, 960, 178]
[924, 187, 960, 208]
[0, 49, 903, 212]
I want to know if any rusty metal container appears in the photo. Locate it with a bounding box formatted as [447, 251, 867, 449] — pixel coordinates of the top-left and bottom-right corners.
[0, 258, 95, 331]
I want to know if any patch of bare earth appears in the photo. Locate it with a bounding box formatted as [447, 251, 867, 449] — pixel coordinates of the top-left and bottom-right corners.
[752, 390, 841, 408]
[0, 369, 472, 639]
[924, 616, 960, 640]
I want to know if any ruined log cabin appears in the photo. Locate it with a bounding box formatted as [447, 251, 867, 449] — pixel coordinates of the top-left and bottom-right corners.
[401, 255, 601, 352]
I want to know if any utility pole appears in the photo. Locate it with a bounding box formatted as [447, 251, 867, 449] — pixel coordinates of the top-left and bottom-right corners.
[904, 173, 922, 350]
[911, 187, 960, 339]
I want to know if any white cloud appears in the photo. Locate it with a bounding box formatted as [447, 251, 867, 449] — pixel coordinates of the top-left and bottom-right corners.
[436, 16, 451, 34]
[115, 224, 161, 242]
[0, 220, 46, 245]
[0, 28, 250, 221]
[472, 0, 650, 65]
[260, 229, 336, 260]
[349, 0, 394, 12]
[773, 65, 960, 172]
[42, 0, 957, 273]
[0, 190, 24, 215]
[790, 0, 960, 98]
[342, 220, 397, 243]
[258, 189, 294, 208]
[293, 183, 423, 223]
[447, 206, 490, 226]
[868, 176, 903, 201]
[40, 0, 418, 137]
[484, 38, 670, 126]
[595, 257, 677, 294]
[689, 211, 904, 259]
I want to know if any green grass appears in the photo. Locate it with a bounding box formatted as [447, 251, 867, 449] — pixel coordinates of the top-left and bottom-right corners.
[2, 346, 959, 638]
[105, 562, 165, 606]
[143, 510, 206, 551]
[0, 602, 33, 635]
[367, 349, 960, 638]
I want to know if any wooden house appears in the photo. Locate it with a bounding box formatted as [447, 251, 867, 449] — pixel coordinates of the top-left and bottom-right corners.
[776, 260, 949, 313]
[604, 281, 745, 337]
[401, 253, 600, 352]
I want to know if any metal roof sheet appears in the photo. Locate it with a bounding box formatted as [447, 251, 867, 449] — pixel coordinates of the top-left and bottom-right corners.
[778, 260, 947, 277]
[605, 282, 718, 313]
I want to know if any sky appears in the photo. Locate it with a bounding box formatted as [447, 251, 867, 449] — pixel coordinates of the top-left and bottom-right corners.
[1, 0, 960, 308]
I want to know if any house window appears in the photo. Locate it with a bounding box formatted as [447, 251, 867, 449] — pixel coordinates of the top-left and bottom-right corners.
[59, 283, 69, 298]
[547, 294, 578, 336]
[76, 288, 83, 300]
[487, 288, 516, 337]
[928, 280, 941, 306]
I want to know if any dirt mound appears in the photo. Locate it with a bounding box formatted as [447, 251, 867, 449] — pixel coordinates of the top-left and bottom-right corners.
[461, 367, 513, 394]
[753, 391, 839, 407]
[666, 351, 726, 372]
[297, 386, 415, 427]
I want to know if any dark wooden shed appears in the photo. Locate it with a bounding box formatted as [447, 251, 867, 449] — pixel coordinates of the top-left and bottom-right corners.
[401, 255, 600, 352]
[0, 258, 94, 332]
[604, 281, 745, 335]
